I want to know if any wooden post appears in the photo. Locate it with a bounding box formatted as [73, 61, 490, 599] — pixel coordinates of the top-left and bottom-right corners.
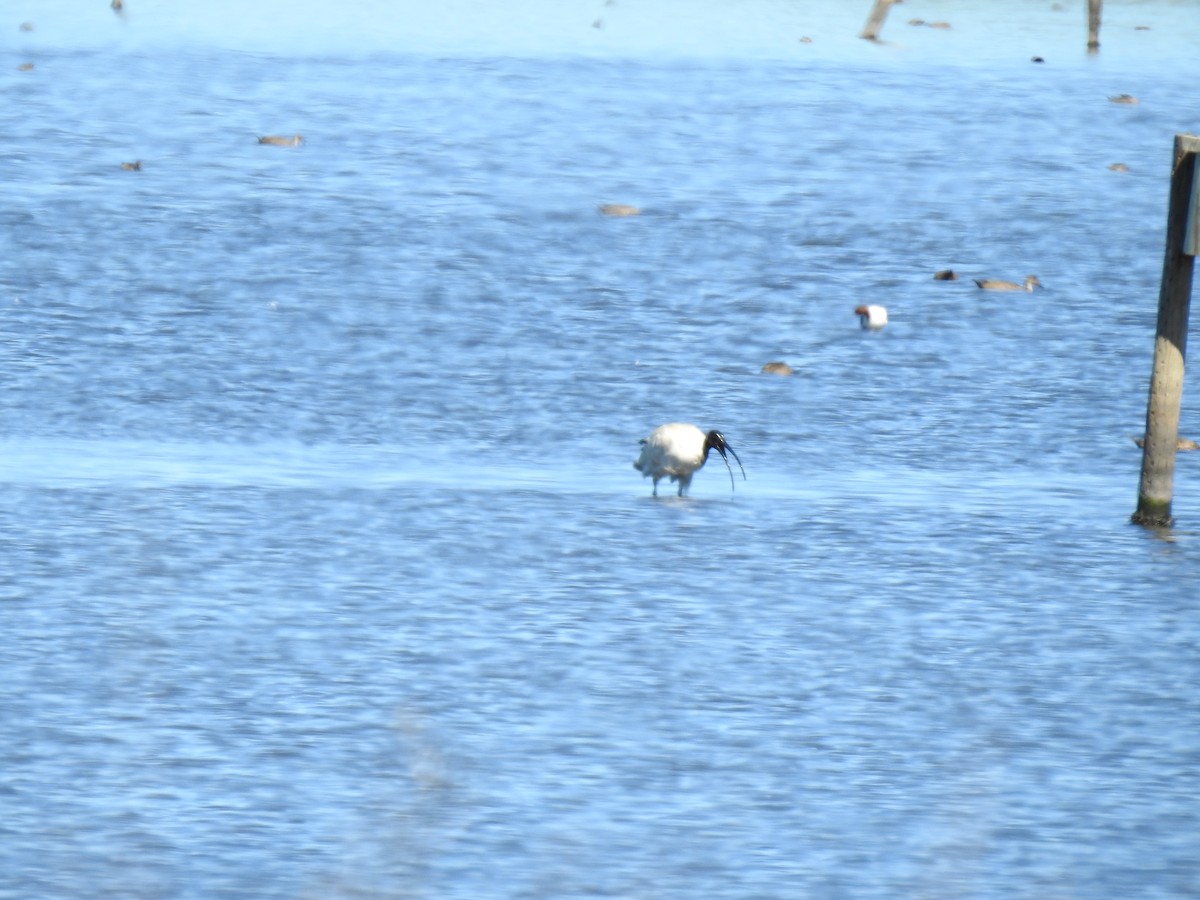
[1089, 0, 1104, 51]
[1087, 0, 1102, 52]
[860, 0, 893, 41]
[1133, 134, 1200, 527]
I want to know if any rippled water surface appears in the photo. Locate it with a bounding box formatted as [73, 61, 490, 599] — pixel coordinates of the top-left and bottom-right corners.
[3, 3, 1200, 897]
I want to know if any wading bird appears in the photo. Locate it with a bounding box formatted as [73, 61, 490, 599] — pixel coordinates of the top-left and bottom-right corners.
[974, 275, 1040, 291]
[634, 423, 745, 497]
[855, 304, 888, 330]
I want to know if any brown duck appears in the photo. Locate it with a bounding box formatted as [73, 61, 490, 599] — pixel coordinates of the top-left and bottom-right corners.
[974, 275, 1040, 292]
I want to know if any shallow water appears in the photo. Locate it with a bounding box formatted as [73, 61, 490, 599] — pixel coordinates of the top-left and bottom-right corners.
[3, 3, 1200, 898]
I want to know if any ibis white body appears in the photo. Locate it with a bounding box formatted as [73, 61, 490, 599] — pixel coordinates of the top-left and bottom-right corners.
[633, 423, 745, 497]
[855, 304, 888, 330]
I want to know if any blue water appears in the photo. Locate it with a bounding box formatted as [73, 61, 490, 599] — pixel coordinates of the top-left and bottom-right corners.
[3, 4, 1200, 898]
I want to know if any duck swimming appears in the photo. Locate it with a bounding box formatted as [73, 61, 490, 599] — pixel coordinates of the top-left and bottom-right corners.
[974, 275, 1040, 292]
[855, 305, 888, 330]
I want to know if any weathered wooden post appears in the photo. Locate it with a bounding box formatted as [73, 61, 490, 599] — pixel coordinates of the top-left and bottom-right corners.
[860, 0, 894, 41]
[1087, 0, 1102, 52]
[1133, 134, 1200, 527]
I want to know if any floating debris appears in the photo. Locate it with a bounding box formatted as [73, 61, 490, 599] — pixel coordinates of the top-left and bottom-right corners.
[1108, 162, 1130, 173]
[599, 204, 639, 217]
[761, 361, 794, 376]
[258, 134, 304, 147]
[1108, 94, 1139, 105]
[120, 161, 142, 171]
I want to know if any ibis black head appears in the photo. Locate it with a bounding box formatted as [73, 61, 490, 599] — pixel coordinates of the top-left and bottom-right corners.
[704, 430, 746, 491]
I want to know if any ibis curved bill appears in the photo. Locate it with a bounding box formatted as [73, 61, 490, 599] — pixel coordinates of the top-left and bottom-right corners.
[633, 423, 745, 497]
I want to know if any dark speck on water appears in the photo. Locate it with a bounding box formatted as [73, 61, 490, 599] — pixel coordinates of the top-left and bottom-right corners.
[2, 2, 1199, 897]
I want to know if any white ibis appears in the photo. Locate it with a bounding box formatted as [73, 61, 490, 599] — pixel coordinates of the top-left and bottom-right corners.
[633, 423, 745, 497]
[855, 304, 888, 330]
[974, 275, 1040, 291]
